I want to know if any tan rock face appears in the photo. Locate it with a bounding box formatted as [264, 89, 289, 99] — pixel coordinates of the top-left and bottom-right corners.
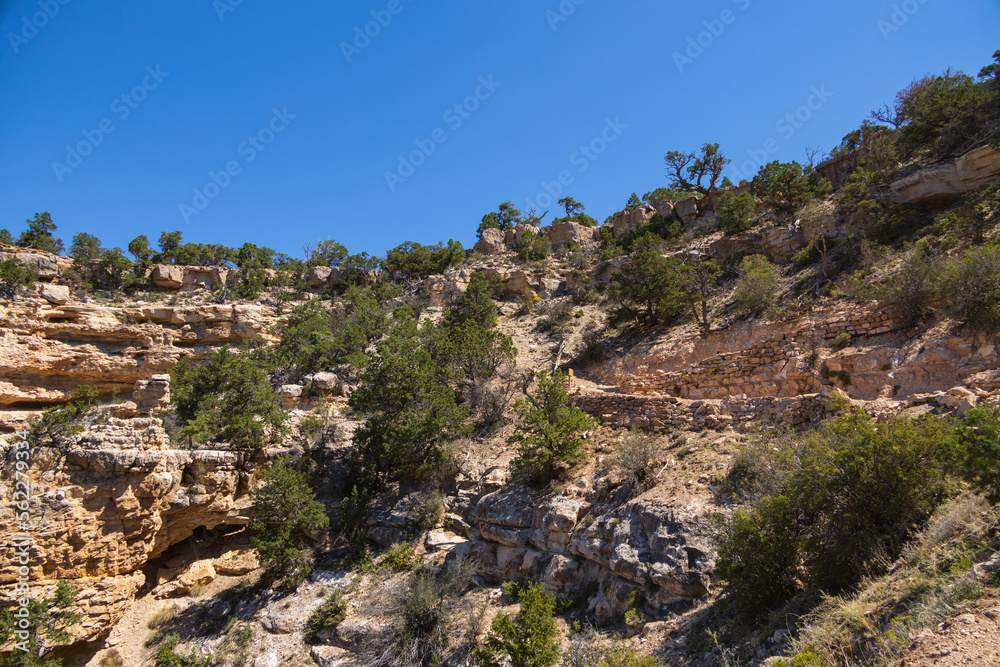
[149, 265, 229, 290]
[891, 146, 1000, 207]
[0, 409, 253, 645]
[612, 205, 657, 240]
[0, 244, 73, 281]
[542, 221, 593, 248]
[473, 228, 506, 255]
[0, 297, 280, 425]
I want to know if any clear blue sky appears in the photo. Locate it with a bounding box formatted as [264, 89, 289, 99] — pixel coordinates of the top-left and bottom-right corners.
[1, 0, 997, 259]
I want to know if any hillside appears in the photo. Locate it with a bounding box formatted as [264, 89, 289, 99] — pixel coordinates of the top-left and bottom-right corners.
[2, 50, 1000, 667]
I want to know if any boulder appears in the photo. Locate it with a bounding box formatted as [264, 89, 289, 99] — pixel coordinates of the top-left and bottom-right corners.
[543, 221, 592, 248]
[150, 265, 185, 289]
[612, 205, 656, 240]
[39, 284, 70, 304]
[504, 270, 535, 296]
[213, 549, 260, 575]
[473, 228, 506, 255]
[308, 265, 333, 288]
[675, 197, 699, 223]
[891, 146, 1000, 207]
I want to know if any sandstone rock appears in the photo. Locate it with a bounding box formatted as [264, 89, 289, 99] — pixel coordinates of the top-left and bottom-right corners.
[214, 549, 259, 575]
[0, 245, 70, 280]
[675, 197, 699, 223]
[150, 264, 185, 289]
[154, 560, 217, 598]
[504, 270, 535, 296]
[473, 228, 506, 255]
[261, 600, 305, 634]
[892, 146, 1000, 206]
[612, 205, 656, 240]
[39, 284, 70, 304]
[541, 554, 580, 595]
[543, 221, 592, 248]
[424, 274, 448, 308]
[308, 265, 333, 288]
[956, 396, 979, 417]
[310, 645, 363, 667]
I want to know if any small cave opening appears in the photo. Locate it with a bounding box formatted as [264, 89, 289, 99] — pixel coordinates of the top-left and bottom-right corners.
[140, 524, 248, 594]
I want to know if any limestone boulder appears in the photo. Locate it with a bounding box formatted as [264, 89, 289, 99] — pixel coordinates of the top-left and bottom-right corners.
[504, 270, 536, 296]
[214, 549, 260, 575]
[0, 245, 70, 280]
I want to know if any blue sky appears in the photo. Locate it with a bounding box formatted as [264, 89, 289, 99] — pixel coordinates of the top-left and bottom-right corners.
[1, 1, 997, 259]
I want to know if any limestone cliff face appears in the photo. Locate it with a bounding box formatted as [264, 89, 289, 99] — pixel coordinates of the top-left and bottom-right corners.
[0, 411, 253, 645]
[0, 296, 281, 430]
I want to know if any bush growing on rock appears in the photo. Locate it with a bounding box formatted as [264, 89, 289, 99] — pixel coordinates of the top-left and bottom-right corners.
[750, 161, 828, 214]
[0, 580, 80, 666]
[732, 254, 779, 318]
[476, 582, 560, 667]
[249, 459, 329, 586]
[882, 239, 943, 324]
[0, 258, 36, 300]
[349, 311, 471, 488]
[359, 559, 478, 667]
[608, 234, 686, 327]
[26, 385, 98, 448]
[170, 345, 286, 450]
[514, 230, 551, 262]
[893, 67, 1000, 160]
[383, 239, 464, 280]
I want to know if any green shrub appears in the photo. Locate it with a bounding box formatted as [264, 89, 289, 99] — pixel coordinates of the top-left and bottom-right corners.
[249, 460, 330, 585]
[608, 234, 686, 327]
[0, 258, 37, 300]
[883, 240, 943, 324]
[751, 161, 828, 214]
[945, 405, 1000, 503]
[515, 230, 552, 261]
[27, 385, 99, 447]
[716, 190, 756, 233]
[171, 345, 285, 451]
[733, 254, 778, 317]
[476, 583, 560, 667]
[716, 495, 801, 613]
[537, 300, 574, 336]
[943, 244, 1000, 331]
[382, 541, 417, 573]
[383, 240, 464, 279]
[718, 412, 953, 613]
[895, 68, 1000, 160]
[509, 371, 596, 482]
[349, 312, 471, 488]
[578, 321, 607, 366]
[305, 589, 347, 643]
